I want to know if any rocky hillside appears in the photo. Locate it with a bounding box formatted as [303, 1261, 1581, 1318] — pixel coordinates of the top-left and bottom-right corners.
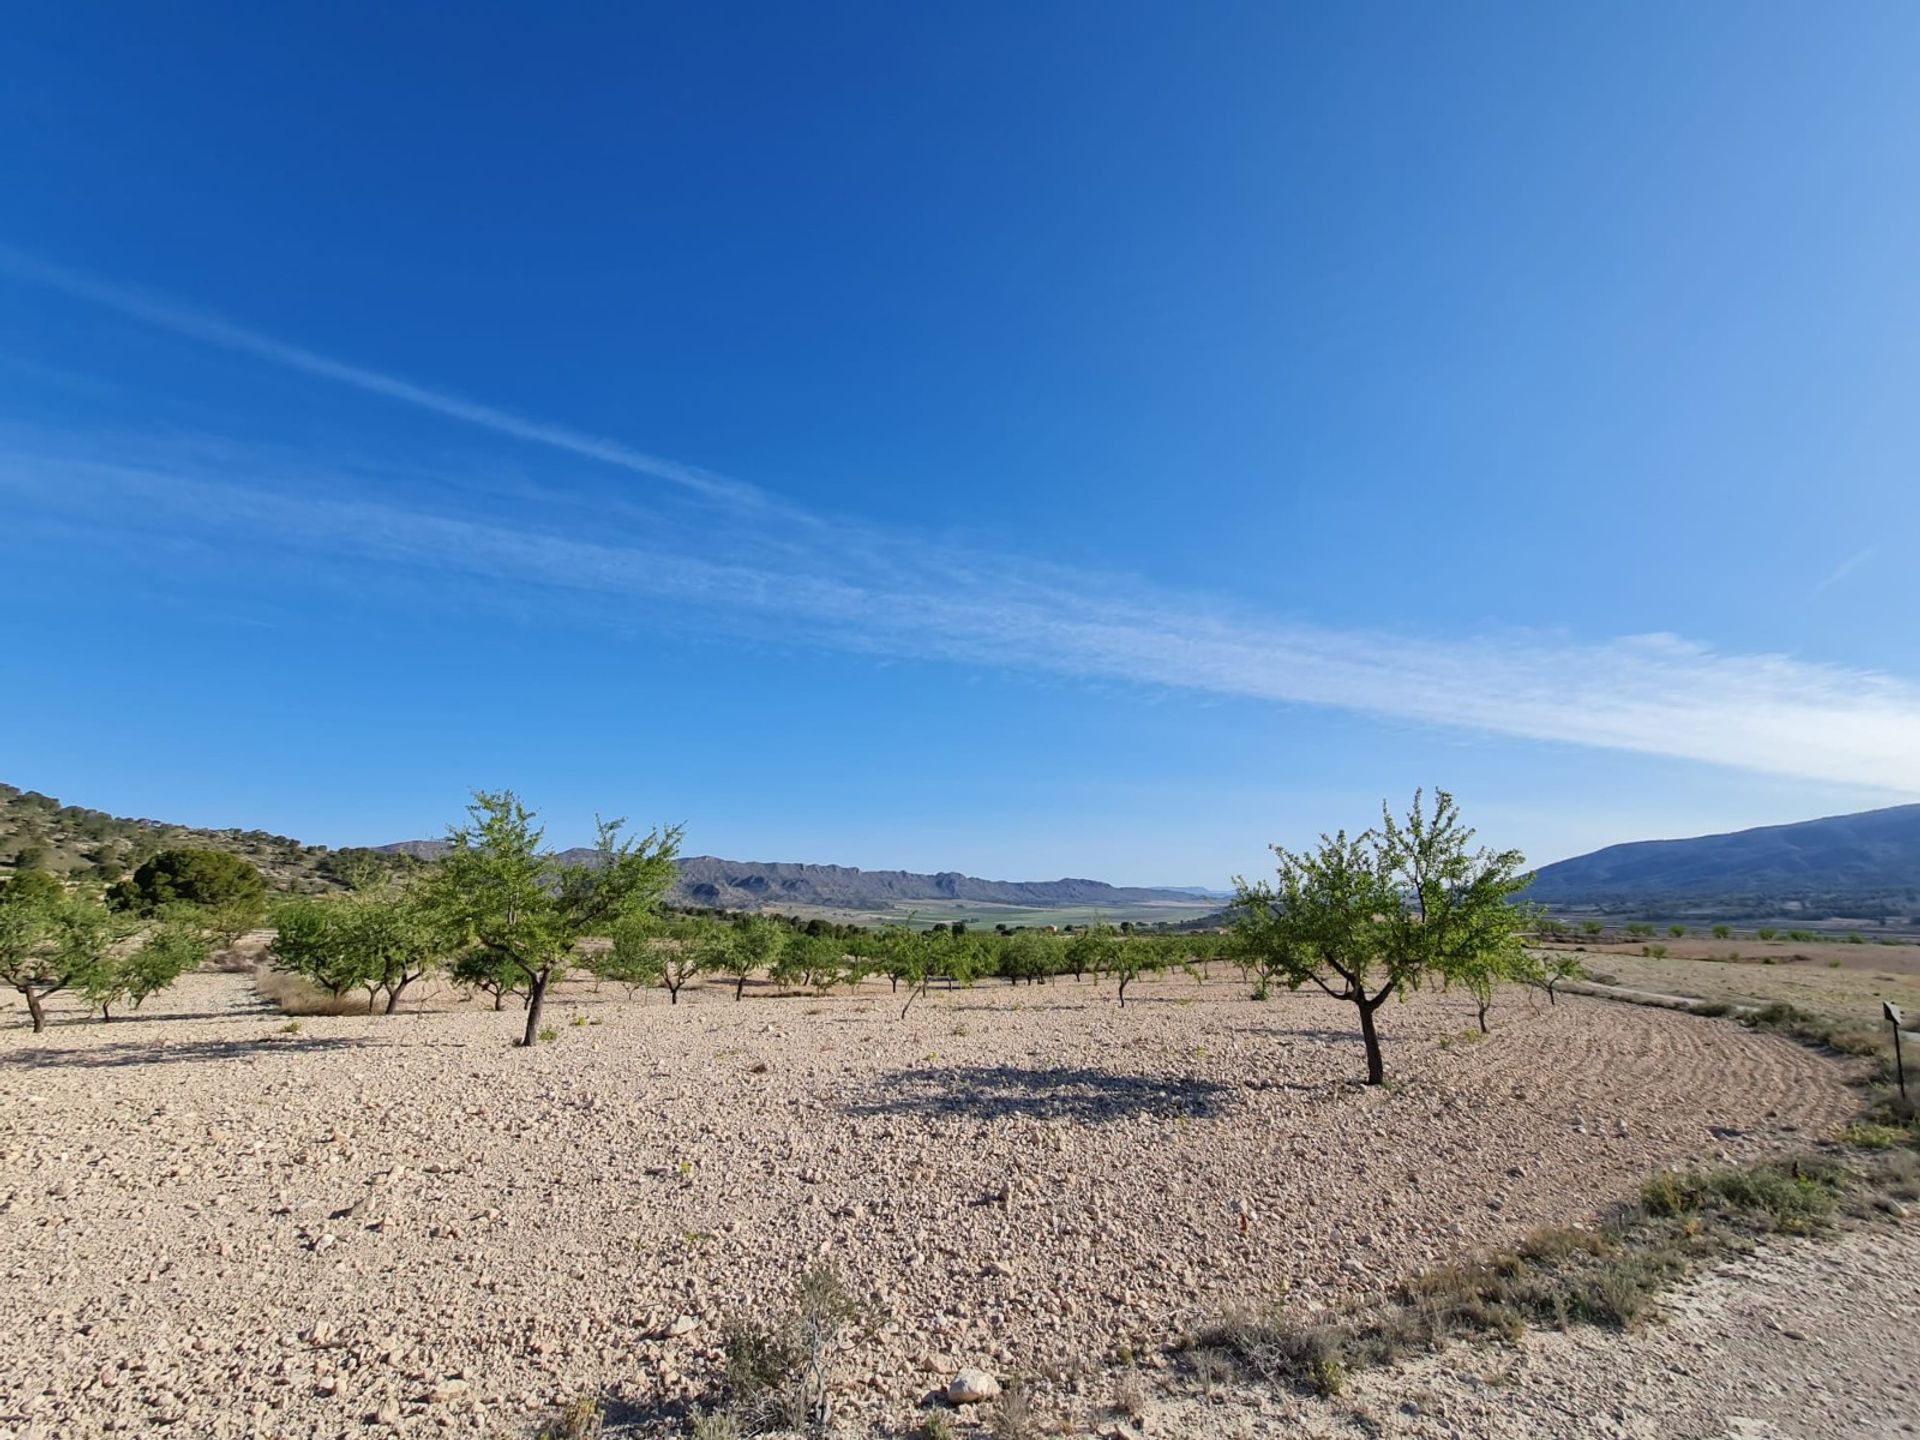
[0, 782, 356, 892]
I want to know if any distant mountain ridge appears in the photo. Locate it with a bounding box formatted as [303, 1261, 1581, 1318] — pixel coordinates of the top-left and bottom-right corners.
[377, 841, 1204, 911]
[1528, 803, 1920, 905]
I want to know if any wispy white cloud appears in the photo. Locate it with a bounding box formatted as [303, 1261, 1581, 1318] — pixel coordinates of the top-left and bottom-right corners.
[1810, 546, 1876, 597]
[3, 252, 1918, 797]
[0, 245, 769, 512]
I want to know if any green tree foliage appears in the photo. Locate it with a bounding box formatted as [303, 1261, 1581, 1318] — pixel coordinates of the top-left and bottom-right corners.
[1106, 930, 1175, 1007]
[109, 848, 267, 921]
[1712, 924, 1733, 940]
[999, 928, 1063, 985]
[270, 897, 371, 1001]
[86, 918, 210, 1019]
[880, 923, 946, 1018]
[450, 944, 528, 1010]
[436, 791, 681, 1046]
[590, 912, 723, 1004]
[1232, 790, 1533, 1085]
[1527, 951, 1585, 1006]
[1065, 922, 1121, 987]
[0, 879, 119, 1032]
[714, 914, 787, 1001]
[348, 887, 455, 1013]
[774, 931, 845, 993]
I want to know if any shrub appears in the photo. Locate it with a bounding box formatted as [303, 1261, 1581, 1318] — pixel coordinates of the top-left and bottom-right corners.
[108, 849, 266, 920]
[536, 1395, 604, 1440]
[713, 1263, 858, 1435]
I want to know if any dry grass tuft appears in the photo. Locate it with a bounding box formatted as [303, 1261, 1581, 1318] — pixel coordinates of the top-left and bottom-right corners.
[252, 967, 370, 1016]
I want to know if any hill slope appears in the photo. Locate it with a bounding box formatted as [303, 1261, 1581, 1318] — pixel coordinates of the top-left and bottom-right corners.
[1529, 803, 1920, 907]
[0, 782, 359, 892]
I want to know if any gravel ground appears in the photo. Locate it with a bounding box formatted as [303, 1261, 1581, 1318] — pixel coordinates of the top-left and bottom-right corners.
[0, 969, 1862, 1438]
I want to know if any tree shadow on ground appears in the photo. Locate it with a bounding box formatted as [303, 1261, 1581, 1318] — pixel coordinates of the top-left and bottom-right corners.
[0, 1034, 379, 1069]
[844, 1063, 1235, 1124]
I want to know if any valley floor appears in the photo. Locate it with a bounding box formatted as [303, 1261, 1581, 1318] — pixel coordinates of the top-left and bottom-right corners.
[0, 969, 1886, 1438]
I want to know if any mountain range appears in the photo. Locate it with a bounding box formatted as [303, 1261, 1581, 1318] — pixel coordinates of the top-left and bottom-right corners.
[377, 840, 1212, 911]
[1527, 802, 1920, 907]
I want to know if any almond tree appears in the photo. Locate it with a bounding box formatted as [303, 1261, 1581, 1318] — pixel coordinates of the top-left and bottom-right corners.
[1, 878, 118, 1033]
[87, 917, 210, 1019]
[714, 914, 786, 1001]
[437, 790, 682, 1046]
[1232, 790, 1533, 1084]
[593, 913, 714, 1004]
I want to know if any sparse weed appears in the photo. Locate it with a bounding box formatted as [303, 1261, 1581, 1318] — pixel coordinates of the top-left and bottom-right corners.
[536, 1394, 604, 1440]
[280, 1020, 302, 1034]
[538, 1026, 559, 1044]
[1111, 1367, 1150, 1418]
[1839, 1122, 1911, 1151]
[713, 1262, 859, 1436]
[988, 1377, 1042, 1440]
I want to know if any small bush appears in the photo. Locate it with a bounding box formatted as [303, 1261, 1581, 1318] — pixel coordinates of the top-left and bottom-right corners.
[1839, 1122, 1912, 1151]
[537, 1395, 604, 1440]
[988, 1378, 1042, 1440]
[538, 1026, 558, 1044]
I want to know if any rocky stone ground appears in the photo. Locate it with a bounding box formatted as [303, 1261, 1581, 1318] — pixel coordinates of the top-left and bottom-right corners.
[0, 969, 1867, 1438]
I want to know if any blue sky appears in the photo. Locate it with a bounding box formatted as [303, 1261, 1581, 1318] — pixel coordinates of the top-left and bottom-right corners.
[4, 3, 1918, 885]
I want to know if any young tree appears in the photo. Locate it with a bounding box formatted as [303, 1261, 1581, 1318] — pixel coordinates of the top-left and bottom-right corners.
[87, 917, 210, 1019]
[1232, 790, 1533, 1085]
[1527, 951, 1584, 1006]
[437, 790, 682, 1046]
[1064, 922, 1118, 984]
[881, 924, 942, 1019]
[270, 897, 374, 1002]
[715, 914, 787, 1001]
[345, 888, 452, 1014]
[777, 930, 845, 994]
[0, 882, 117, 1032]
[998, 928, 1059, 986]
[1097, 927, 1164, 1007]
[450, 944, 528, 1010]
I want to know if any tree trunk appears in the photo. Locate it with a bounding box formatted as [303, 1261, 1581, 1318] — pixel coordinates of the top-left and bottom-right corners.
[1357, 999, 1385, 1085]
[1476, 1001, 1490, 1034]
[1545, 981, 1558, 1007]
[492, 992, 505, 1011]
[522, 971, 550, 1047]
[24, 988, 46, 1033]
[734, 973, 746, 1001]
[384, 977, 411, 1015]
[1117, 975, 1132, 1008]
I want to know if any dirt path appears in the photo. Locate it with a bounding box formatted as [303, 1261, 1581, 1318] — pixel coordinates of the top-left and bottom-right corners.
[1150, 1219, 1920, 1439]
